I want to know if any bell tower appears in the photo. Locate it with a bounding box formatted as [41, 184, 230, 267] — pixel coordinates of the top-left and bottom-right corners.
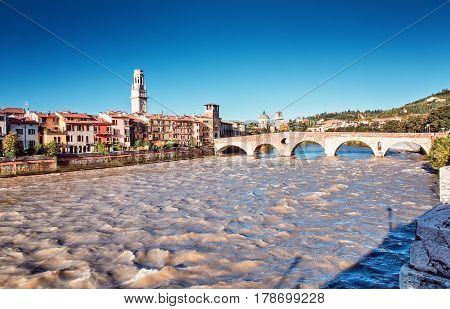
[130, 69, 148, 114]
[204, 103, 221, 139]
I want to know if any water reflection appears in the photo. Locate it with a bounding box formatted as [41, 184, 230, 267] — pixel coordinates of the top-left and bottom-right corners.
[293, 143, 325, 160]
[255, 144, 375, 160]
[254, 144, 280, 159]
[336, 145, 374, 159]
[385, 149, 424, 161]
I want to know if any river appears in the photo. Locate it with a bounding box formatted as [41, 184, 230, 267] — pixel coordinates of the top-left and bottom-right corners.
[0, 145, 439, 288]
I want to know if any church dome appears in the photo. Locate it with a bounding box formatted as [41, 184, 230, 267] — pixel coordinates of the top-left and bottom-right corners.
[259, 111, 269, 120]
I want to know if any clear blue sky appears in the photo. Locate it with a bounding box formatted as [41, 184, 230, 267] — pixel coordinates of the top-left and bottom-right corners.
[0, 0, 449, 121]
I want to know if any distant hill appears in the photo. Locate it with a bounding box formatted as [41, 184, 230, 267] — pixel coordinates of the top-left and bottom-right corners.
[306, 88, 450, 121]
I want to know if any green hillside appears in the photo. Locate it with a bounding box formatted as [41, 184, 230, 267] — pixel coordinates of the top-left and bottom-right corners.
[307, 88, 450, 121]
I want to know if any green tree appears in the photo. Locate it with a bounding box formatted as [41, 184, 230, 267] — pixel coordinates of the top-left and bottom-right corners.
[3, 133, 21, 158]
[246, 122, 261, 135]
[383, 120, 405, 133]
[134, 139, 142, 148]
[404, 115, 426, 133]
[163, 141, 174, 149]
[112, 142, 121, 151]
[428, 135, 450, 170]
[297, 122, 308, 132]
[427, 104, 450, 132]
[189, 136, 196, 148]
[34, 143, 44, 155]
[94, 141, 108, 154]
[143, 141, 153, 150]
[45, 140, 59, 157]
[26, 146, 36, 156]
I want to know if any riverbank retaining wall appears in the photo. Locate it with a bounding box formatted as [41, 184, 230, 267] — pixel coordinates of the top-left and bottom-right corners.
[0, 147, 215, 177]
[440, 166, 450, 204]
[0, 156, 57, 177]
[399, 167, 450, 288]
[399, 204, 450, 288]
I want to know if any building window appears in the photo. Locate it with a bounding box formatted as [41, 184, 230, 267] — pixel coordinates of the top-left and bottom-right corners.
[29, 140, 35, 148]
[112, 120, 118, 125]
[0, 116, 4, 121]
[86, 136, 89, 143]
[28, 128, 36, 135]
[77, 135, 82, 142]
[16, 129, 23, 135]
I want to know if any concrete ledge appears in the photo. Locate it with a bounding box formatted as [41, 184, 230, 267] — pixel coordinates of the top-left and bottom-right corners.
[440, 166, 450, 204]
[400, 264, 450, 289]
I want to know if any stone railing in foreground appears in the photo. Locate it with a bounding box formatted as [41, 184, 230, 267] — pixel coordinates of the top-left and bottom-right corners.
[0, 147, 215, 177]
[399, 166, 450, 289]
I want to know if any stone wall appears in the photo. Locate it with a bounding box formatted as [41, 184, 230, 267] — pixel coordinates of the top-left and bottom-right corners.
[56, 148, 214, 172]
[215, 132, 448, 157]
[399, 204, 450, 288]
[0, 156, 57, 177]
[440, 166, 450, 204]
[0, 148, 215, 177]
[398, 165, 450, 288]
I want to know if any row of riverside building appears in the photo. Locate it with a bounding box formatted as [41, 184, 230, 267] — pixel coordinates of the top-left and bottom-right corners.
[0, 69, 246, 154]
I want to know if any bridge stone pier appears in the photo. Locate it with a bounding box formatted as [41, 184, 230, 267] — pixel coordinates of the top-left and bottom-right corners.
[214, 132, 448, 157]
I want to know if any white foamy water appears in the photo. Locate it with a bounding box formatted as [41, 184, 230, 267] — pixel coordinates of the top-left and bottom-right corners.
[0, 153, 439, 288]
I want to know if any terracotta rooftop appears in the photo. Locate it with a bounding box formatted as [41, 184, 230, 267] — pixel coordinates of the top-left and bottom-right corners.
[35, 112, 58, 118]
[65, 120, 99, 125]
[128, 114, 147, 124]
[8, 116, 38, 125]
[0, 107, 26, 114]
[57, 112, 91, 119]
[92, 117, 112, 126]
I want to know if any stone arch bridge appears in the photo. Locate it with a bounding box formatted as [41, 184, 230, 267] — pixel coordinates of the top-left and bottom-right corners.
[214, 132, 448, 157]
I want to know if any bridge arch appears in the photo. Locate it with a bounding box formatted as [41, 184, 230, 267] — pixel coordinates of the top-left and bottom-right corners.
[333, 140, 376, 157]
[254, 143, 280, 157]
[383, 141, 428, 156]
[290, 140, 326, 156]
[213, 132, 440, 157]
[216, 145, 247, 155]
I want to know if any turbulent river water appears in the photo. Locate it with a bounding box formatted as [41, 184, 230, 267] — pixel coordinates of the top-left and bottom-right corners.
[0, 145, 440, 288]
